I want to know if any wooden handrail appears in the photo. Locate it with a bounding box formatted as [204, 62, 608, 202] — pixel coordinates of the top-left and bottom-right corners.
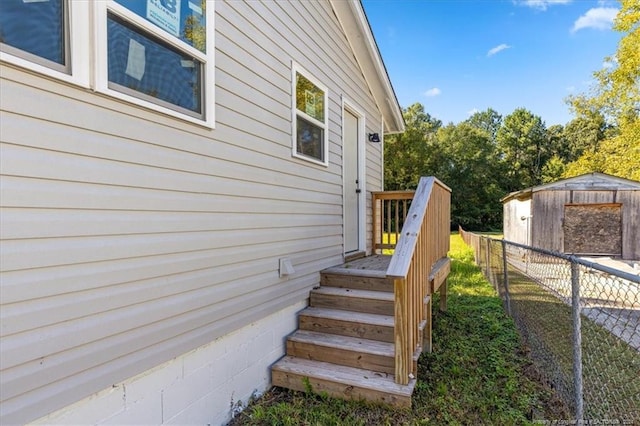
[385, 176, 451, 385]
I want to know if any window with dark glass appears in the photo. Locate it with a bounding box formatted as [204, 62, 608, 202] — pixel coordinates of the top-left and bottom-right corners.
[107, 13, 203, 116]
[0, 0, 67, 71]
[295, 71, 327, 163]
[105, 0, 207, 118]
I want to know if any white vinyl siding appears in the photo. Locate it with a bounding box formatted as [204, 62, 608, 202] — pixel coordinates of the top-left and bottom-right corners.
[0, 0, 386, 423]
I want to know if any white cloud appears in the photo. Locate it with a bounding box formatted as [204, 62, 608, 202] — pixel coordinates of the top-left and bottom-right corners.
[602, 60, 615, 69]
[487, 44, 512, 57]
[467, 108, 479, 116]
[566, 86, 576, 92]
[424, 87, 441, 97]
[572, 7, 618, 33]
[517, 0, 572, 11]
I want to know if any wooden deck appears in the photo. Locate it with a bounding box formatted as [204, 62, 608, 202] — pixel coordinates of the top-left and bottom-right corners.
[328, 254, 392, 273]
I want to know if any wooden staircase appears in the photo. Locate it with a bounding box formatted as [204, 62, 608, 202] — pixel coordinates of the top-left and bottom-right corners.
[271, 176, 452, 409]
[271, 256, 417, 408]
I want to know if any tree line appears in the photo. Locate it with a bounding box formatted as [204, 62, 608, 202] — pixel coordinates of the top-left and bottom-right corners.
[384, 0, 639, 231]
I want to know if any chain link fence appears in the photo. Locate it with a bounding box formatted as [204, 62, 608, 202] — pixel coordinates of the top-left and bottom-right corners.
[459, 228, 640, 424]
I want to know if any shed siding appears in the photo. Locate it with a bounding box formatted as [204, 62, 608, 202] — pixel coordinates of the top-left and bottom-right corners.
[531, 191, 571, 252]
[503, 198, 531, 245]
[619, 190, 640, 260]
[570, 190, 615, 204]
[0, 1, 385, 423]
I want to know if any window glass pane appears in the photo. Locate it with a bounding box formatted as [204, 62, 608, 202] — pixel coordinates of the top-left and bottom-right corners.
[297, 117, 324, 162]
[0, 0, 65, 65]
[115, 0, 206, 53]
[107, 13, 202, 115]
[296, 73, 325, 122]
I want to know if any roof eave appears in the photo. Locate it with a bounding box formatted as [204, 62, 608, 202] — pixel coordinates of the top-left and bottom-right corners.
[330, 0, 405, 134]
[501, 172, 640, 203]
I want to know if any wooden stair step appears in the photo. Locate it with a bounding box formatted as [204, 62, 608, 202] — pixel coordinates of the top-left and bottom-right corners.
[310, 286, 394, 315]
[298, 307, 394, 343]
[287, 330, 395, 374]
[321, 268, 393, 292]
[271, 356, 415, 408]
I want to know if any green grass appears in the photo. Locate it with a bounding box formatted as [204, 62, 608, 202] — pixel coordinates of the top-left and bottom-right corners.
[228, 235, 568, 425]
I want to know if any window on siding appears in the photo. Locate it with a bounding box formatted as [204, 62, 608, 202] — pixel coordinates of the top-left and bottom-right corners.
[0, 0, 214, 126]
[107, 13, 203, 117]
[293, 66, 328, 165]
[0, 0, 68, 72]
[101, 0, 211, 123]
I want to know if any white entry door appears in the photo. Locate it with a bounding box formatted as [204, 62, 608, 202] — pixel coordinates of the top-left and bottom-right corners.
[344, 109, 361, 253]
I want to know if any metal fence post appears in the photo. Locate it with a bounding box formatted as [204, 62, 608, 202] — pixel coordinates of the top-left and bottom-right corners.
[501, 239, 511, 316]
[485, 237, 491, 280]
[571, 260, 584, 423]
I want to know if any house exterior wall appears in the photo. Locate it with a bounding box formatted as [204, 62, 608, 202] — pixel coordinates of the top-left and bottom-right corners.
[0, 1, 388, 424]
[29, 301, 305, 426]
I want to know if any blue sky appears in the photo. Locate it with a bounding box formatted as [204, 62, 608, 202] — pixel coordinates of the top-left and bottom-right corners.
[362, 0, 623, 127]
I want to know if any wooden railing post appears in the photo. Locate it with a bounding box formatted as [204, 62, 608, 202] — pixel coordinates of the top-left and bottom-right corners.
[385, 177, 451, 386]
[372, 192, 379, 253]
[394, 277, 410, 385]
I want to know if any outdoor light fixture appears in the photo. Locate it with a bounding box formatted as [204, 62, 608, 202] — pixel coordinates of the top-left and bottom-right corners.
[368, 133, 380, 143]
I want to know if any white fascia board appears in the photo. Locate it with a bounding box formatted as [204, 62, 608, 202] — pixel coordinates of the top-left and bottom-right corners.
[330, 0, 405, 134]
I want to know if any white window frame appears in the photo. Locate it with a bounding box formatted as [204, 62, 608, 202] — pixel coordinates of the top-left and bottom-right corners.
[0, 0, 91, 88]
[292, 62, 329, 167]
[94, 1, 215, 128]
[1, 0, 215, 128]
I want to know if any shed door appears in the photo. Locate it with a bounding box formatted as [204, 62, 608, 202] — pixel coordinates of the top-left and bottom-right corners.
[344, 109, 361, 253]
[563, 204, 622, 256]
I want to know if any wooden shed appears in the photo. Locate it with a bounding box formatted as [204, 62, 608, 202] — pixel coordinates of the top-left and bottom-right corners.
[502, 173, 640, 260]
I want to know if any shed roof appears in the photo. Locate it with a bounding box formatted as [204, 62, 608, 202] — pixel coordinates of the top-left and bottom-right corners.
[330, 0, 405, 134]
[501, 172, 640, 203]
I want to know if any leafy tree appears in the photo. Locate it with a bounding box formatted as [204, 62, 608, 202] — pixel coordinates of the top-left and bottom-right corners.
[435, 122, 505, 229]
[384, 103, 442, 190]
[564, 121, 640, 180]
[566, 0, 639, 180]
[545, 124, 569, 162]
[541, 155, 567, 183]
[562, 113, 610, 162]
[496, 108, 549, 190]
[384, 103, 505, 229]
[465, 108, 502, 143]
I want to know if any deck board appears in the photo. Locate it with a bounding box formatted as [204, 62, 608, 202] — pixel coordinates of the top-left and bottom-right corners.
[288, 330, 394, 356]
[298, 307, 395, 343]
[323, 254, 392, 276]
[310, 286, 394, 315]
[272, 356, 415, 407]
[287, 330, 395, 373]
